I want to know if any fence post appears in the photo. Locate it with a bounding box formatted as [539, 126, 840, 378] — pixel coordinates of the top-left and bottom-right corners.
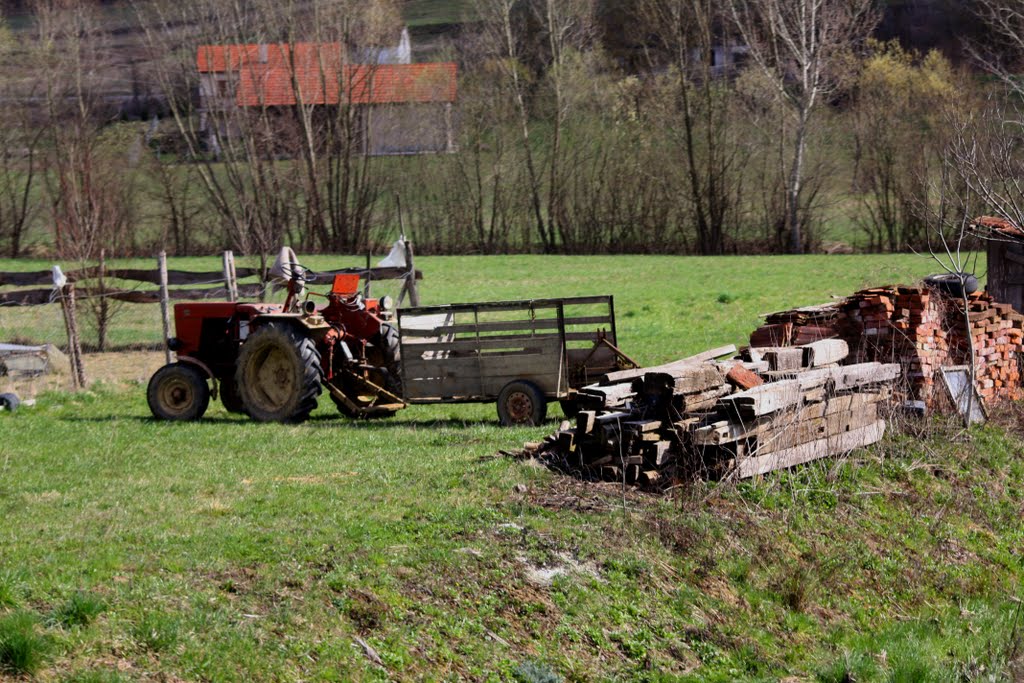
[159, 251, 172, 365]
[222, 250, 238, 302]
[59, 283, 87, 389]
[403, 239, 420, 307]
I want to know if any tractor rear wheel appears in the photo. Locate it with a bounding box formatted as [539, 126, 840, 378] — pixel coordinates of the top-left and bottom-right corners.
[497, 380, 547, 426]
[236, 323, 322, 423]
[148, 362, 210, 421]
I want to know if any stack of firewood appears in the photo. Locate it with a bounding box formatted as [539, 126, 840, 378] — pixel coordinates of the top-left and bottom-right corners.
[522, 340, 900, 486]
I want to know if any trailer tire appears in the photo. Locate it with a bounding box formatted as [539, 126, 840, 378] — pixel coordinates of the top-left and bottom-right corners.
[497, 380, 547, 426]
[236, 323, 322, 423]
[148, 362, 210, 421]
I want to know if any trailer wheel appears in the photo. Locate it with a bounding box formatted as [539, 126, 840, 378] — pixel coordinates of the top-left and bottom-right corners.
[497, 380, 547, 426]
[148, 362, 210, 421]
[236, 323, 322, 423]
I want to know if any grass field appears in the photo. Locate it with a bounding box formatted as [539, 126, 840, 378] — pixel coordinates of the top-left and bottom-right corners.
[3, 253, 1023, 682]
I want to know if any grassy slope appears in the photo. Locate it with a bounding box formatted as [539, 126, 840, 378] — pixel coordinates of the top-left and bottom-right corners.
[2, 254, 1023, 682]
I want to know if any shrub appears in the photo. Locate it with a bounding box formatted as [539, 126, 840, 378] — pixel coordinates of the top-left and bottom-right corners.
[512, 660, 562, 683]
[0, 610, 50, 675]
[53, 591, 106, 628]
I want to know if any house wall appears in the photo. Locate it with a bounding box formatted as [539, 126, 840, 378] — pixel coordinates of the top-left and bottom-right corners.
[987, 240, 1024, 313]
[365, 102, 452, 155]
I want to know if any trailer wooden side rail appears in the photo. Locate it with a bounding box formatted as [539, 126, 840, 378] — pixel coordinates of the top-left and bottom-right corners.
[397, 296, 633, 424]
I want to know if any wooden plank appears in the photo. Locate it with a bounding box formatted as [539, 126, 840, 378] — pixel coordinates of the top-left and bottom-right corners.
[832, 363, 900, 391]
[762, 348, 804, 371]
[637, 364, 725, 396]
[403, 335, 562, 353]
[624, 419, 662, 433]
[401, 295, 611, 317]
[735, 419, 886, 479]
[680, 384, 733, 412]
[752, 404, 880, 454]
[718, 379, 802, 417]
[577, 411, 597, 435]
[576, 383, 635, 410]
[801, 339, 849, 367]
[403, 351, 561, 381]
[0, 288, 52, 306]
[694, 390, 884, 445]
[600, 344, 736, 385]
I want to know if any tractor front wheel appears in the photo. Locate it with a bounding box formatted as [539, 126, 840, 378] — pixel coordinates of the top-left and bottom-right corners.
[236, 323, 322, 423]
[497, 380, 547, 427]
[147, 362, 210, 421]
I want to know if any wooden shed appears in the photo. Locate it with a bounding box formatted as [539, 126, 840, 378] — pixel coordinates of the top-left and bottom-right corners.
[974, 215, 1024, 312]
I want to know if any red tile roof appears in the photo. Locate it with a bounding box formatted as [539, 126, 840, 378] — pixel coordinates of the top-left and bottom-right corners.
[197, 44, 457, 106]
[972, 215, 1024, 239]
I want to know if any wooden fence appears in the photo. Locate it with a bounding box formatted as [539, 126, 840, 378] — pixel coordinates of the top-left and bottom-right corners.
[0, 246, 423, 378]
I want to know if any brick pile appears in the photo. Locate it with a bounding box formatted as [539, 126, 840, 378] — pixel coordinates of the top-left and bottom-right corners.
[749, 285, 1024, 407]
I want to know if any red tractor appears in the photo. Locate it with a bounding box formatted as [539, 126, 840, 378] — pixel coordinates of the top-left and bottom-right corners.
[146, 251, 404, 423]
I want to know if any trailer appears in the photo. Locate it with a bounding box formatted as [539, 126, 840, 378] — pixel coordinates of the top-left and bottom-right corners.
[397, 295, 635, 425]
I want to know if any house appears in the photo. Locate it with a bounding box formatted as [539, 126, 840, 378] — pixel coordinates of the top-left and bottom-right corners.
[196, 38, 457, 156]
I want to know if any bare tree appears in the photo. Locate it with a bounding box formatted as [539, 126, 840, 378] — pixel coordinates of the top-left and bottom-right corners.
[641, 0, 749, 254]
[35, 0, 135, 350]
[731, 0, 877, 253]
[474, 0, 596, 253]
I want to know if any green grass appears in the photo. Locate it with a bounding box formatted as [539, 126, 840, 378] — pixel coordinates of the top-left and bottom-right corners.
[2, 254, 1023, 680]
[0, 610, 50, 675]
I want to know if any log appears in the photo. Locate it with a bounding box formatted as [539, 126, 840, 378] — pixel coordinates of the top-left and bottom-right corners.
[735, 419, 886, 479]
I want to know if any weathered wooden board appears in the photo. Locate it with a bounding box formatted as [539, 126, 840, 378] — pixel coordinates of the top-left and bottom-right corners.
[762, 348, 805, 371]
[718, 379, 802, 417]
[735, 419, 885, 479]
[694, 390, 883, 445]
[801, 339, 849, 367]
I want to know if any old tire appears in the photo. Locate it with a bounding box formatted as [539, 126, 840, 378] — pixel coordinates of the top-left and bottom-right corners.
[148, 362, 210, 421]
[236, 323, 322, 423]
[220, 376, 246, 414]
[924, 273, 979, 298]
[497, 380, 547, 427]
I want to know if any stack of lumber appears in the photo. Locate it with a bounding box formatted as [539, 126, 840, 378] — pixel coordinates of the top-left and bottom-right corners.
[749, 285, 1024, 409]
[521, 339, 900, 486]
[750, 302, 847, 347]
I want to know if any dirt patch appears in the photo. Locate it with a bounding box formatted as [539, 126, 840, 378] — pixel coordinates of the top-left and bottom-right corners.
[1, 350, 165, 399]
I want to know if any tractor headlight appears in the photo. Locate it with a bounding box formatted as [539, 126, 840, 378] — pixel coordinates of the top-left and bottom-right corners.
[379, 295, 394, 311]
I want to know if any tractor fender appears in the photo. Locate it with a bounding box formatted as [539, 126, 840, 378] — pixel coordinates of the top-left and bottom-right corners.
[176, 355, 215, 380]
